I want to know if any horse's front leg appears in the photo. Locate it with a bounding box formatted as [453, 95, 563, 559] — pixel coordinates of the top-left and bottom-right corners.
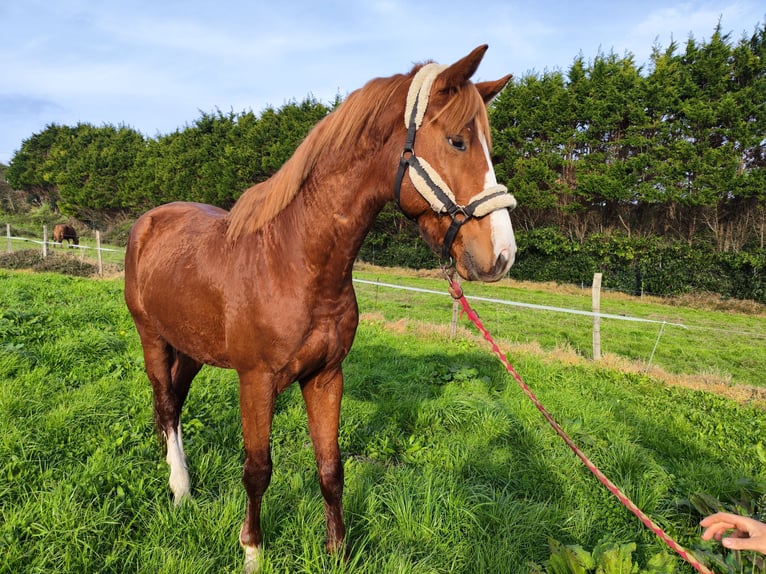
[301, 367, 346, 553]
[238, 370, 277, 573]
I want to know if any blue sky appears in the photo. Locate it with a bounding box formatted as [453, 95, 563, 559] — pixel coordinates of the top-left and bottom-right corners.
[1, 0, 763, 165]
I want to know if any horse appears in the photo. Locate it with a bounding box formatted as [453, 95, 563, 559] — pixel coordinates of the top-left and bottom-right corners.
[52, 224, 79, 246]
[124, 45, 517, 572]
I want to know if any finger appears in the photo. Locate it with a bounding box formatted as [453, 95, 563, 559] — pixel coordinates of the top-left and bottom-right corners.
[701, 523, 736, 540]
[700, 513, 737, 527]
[721, 536, 756, 551]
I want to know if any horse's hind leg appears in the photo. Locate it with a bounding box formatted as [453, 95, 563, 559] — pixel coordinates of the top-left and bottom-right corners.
[167, 349, 202, 502]
[141, 335, 202, 504]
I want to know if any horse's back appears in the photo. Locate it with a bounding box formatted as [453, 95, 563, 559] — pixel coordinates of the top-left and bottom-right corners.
[126, 201, 227, 260]
[125, 202, 230, 349]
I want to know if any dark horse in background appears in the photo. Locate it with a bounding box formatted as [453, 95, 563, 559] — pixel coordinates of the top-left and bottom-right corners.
[53, 224, 79, 246]
[125, 45, 516, 572]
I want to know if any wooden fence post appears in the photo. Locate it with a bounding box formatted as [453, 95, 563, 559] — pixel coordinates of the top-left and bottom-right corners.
[96, 231, 103, 277]
[592, 273, 602, 360]
[42, 225, 48, 258]
[6, 223, 11, 253]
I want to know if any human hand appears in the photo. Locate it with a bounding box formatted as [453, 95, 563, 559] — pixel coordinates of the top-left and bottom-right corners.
[700, 512, 766, 555]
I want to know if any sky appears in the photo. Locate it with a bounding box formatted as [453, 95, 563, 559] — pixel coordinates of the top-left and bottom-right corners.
[1, 0, 763, 165]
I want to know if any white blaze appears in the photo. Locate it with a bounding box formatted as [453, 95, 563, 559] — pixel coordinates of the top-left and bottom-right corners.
[480, 134, 516, 267]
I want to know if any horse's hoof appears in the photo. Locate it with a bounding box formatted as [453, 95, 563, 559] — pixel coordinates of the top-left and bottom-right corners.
[171, 490, 189, 506]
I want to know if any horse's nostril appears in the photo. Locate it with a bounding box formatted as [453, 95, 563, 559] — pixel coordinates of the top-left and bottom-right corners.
[490, 253, 507, 276]
[490, 248, 515, 277]
[497, 249, 509, 267]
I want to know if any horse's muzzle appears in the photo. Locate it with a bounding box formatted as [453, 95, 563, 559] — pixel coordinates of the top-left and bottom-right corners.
[486, 247, 515, 281]
[459, 245, 515, 282]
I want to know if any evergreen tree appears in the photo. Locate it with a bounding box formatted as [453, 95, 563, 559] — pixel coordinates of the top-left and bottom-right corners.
[491, 21, 766, 252]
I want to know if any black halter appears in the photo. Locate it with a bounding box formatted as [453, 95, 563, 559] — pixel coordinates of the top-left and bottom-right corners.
[392, 68, 515, 261]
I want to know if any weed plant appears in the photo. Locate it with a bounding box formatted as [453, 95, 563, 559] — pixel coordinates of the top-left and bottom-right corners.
[0, 270, 764, 573]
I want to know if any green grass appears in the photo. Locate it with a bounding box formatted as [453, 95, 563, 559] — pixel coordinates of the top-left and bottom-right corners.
[352, 267, 766, 390]
[0, 269, 764, 573]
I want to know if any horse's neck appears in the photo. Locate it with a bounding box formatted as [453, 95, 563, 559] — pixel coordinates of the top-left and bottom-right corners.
[269, 163, 391, 280]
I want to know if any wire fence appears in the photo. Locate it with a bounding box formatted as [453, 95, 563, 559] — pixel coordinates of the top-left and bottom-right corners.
[4, 223, 125, 276]
[352, 274, 766, 390]
[4, 224, 764, 388]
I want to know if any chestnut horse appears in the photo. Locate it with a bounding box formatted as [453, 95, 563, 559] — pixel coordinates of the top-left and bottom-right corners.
[125, 45, 516, 571]
[53, 224, 79, 246]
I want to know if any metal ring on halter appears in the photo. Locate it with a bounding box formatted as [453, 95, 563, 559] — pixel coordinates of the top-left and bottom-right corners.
[448, 205, 468, 219]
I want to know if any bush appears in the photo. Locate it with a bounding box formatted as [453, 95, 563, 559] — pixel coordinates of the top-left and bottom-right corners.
[0, 249, 97, 277]
[2, 222, 41, 239]
[35, 254, 97, 277]
[508, 229, 766, 302]
[100, 217, 135, 248]
[358, 222, 766, 302]
[0, 249, 43, 269]
[28, 202, 60, 228]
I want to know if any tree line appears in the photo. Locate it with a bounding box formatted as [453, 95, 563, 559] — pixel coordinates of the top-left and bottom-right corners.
[3, 98, 333, 222]
[3, 23, 766, 299]
[494, 23, 766, 253]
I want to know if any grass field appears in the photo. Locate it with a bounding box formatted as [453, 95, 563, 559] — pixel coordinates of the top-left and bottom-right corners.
[1, 269, 764, 573]
[352, 265, 766, 393]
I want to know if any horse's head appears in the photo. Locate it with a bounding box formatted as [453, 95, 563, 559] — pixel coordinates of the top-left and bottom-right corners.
[394, 45, 516, 282]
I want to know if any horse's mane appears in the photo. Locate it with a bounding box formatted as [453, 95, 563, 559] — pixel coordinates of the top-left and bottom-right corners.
[226, 62, 491, 241]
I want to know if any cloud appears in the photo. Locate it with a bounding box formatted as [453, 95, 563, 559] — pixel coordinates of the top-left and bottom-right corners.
[0, 95, 63, 118]
[1, 0, 763, 166]
[625, 1, 761, 62]
[635, 1, 751, 38]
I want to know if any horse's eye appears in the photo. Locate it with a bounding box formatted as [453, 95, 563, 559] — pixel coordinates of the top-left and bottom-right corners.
[447, 135, 466, 151]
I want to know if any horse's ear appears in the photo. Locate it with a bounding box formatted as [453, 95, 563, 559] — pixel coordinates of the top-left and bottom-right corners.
[476, 74, 513, 104]
[438, 45, 489, 89]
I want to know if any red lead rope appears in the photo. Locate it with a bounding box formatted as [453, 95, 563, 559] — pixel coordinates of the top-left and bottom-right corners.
[446, 278, 713, 574]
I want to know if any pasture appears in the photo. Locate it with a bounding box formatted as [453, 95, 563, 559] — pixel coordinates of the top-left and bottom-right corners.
[3, 233, 127, 271]
[1, 269, 764, 573]
[352, 265, 766, 392]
